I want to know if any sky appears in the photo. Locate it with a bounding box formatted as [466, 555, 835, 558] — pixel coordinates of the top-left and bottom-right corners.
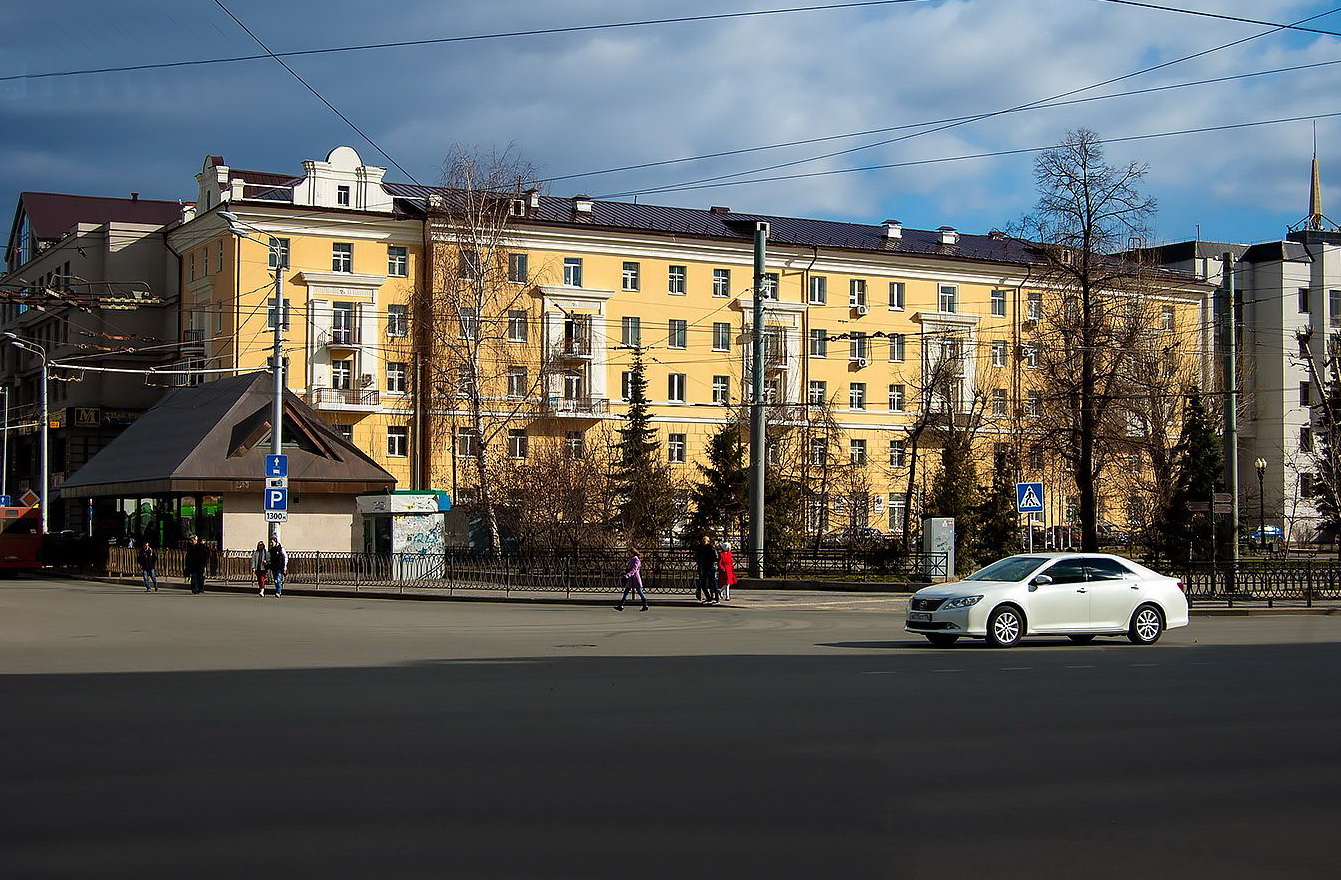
[2, 0, 1340, 248]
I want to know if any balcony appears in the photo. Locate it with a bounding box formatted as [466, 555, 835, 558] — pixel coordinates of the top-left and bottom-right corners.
[545, 396, 609, 417]
[308, 387, 380, 412]
[325, 328, 361, 349]
[555, 336, 593, 360]
[180, 328, 206, 356]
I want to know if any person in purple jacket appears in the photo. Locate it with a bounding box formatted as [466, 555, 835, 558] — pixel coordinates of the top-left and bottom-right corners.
[615, 548, 649, 612]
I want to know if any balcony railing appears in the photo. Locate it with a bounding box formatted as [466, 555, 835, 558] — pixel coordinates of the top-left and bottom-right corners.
[557, 337, 593, 359]
[180, 328, 206, 355]
[546, 396, 609, 417]
[308, 387, 380, 410]
[326, 328, 361, 347]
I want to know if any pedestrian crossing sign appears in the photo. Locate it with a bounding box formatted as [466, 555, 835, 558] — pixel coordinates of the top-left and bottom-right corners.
[1016, 482, 1044, 514]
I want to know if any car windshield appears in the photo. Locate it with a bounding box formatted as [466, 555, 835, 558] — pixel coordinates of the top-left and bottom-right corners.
[964, 556, 1048, 582]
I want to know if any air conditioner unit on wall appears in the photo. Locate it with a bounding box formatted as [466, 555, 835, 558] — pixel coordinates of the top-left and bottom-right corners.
[857, 357, 869, 368]
[855, 304, 869, 315]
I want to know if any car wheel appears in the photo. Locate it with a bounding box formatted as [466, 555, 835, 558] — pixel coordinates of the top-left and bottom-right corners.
[1128, 604, 1164, 645]
[986, 606, 1025, 648]
[1067, 634, 1096, 644]
[925, 633, 959, 647]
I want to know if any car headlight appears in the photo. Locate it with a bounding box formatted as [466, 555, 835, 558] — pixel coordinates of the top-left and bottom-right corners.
[942, 595, 983, 609]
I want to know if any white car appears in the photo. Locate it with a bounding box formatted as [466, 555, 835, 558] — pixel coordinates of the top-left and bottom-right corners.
[905, 553, 1189, 648]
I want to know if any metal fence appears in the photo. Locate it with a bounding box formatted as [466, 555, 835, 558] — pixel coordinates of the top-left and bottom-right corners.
[1179, 558, 1341, 605]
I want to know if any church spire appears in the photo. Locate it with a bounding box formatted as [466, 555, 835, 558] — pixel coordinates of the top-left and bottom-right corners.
[1308, 125, 1324, 231]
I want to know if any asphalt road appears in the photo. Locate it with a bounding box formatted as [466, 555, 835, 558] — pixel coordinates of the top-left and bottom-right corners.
[3, 577, 1340, 879]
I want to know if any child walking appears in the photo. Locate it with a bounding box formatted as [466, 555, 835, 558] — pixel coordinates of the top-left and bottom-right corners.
[614, 549, 649, 612]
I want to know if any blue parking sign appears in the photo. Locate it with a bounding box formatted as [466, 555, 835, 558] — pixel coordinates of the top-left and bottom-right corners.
[265, 454, 288, 478]
[264, 488, 288, 511]
[1016, 482, 1044, 514]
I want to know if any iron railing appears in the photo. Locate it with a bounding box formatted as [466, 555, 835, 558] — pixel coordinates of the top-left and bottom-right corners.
[1179, 558, 1341, 605]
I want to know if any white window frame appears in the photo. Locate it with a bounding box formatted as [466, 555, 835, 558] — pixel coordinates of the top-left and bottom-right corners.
[849, 382, 866, 410]
[849, 439, 867, 465]
[712, 375, 730, 405]
[508, 428, 529, 460]
[808, 380, 827, 405]
[668, 373, 686, 403]
[668, 265, 687, 295]
[563, 257, 583, 287]
[621, 316, 641, 347]
[712, 322, 731, 351]
[332, 242, 353, 273]
[889, 440, 907, 467]
[668, 319, 687, 349]
[387, 362, 407, 393]
[507, 366, 527, 399]
[622, 261, 641, 292]
[849, 279, 867, 308]
[809, 275, 827, 305]
[810, 329, 827, 358]
[991, 340, 1008, 367]
[888, 384, 905, 412]
[386, 426, 408, 457]
[668, 433, 687, 463]
[1027, 293, 1043, 322]
[712, 268, 731, 298]
[991, 289, 1006, 317]
[888, 332, 905, 363]
[507, 310, 528, 343]
[938, 283, 957, 313]
[888, 281, 905, 310]
[388, 246, 408, 277]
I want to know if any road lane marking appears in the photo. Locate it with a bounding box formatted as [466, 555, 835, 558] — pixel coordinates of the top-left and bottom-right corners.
[1065, 665, 1097, 669]
[931, 669, 963, 673]
[999, 667, 1033, 671]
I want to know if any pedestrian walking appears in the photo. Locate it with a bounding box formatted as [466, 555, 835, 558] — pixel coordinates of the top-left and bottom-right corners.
[183, 535, 210, 594]
[137, 542, 158, 592]
[251, 541, 269, 596]
[267, 538, 287, 597]
[694, 535, 720, 604]
[717, 541, 736, 602]
[614, 548, 649, 612]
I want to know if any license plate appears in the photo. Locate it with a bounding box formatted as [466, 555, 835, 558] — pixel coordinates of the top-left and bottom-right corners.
[908, 612, 932, 622]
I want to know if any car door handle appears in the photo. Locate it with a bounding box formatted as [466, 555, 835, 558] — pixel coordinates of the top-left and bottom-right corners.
[1130, 584, 1140, 590]
[1076, 588, 1087, 593]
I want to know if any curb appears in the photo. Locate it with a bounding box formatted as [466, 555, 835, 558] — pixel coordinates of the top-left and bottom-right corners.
[1191, 607, 1341, 617]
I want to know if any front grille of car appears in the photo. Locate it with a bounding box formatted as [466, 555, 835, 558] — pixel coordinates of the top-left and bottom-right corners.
[910, 597, 945, 611]
[905, 620, 956, 630]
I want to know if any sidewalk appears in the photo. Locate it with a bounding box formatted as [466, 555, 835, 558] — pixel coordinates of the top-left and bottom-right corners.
[67, 573, 1341, 616]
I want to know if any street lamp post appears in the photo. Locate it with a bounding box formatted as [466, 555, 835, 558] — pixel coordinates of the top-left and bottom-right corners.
[3, 333, 48, 534]
[2, 381, 9, 500]
[220, 211, 284, 543]
[1255, 457, 1267, 554]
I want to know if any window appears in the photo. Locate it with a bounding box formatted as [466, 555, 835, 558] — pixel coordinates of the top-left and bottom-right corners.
[622, 261, 641, 291]
[216, 240, 224, 274]
[992, 340, 1008, 367]
[621, 316, 641, 347]
[332, 243, 353, 273]
[1022, 344, 1038, 368]
[668, 319, 687, 349]
[1029, 444, 1044, 470]
[387, 426, 408, 457]
[850, 383, 867, 410]
[938, 283, 957, 313]
[668, 373, 686, 403]
[507, 310, 528, 343]
[459, 308, 478, 340]
[456, 427, 478, 458]
[508, 252, 528, 283]
[335, 424, 353, 442]
[889, 333, 906, 362]
[621, 371, 633, 400]
[888, 281, 905, 310]
[1161, 305, 1175, 331]
[712, 375, 730, 404]
[668, 433, 687, 463]
[387, 362, 407, 393]
[336, 185, 351, 206]
[332, 301, 355, 344]
[1026, 292, 1042, 322]
[811, 438, 827, 466]
[266, 298, 291, 331]
[809, 276, 827, 304]
[889, 440, 907, 467]
[188, 252, 196, 281]
[764, 377, 781, 404]
[1300, 381, 1311, 406]
[810, 328, 828, 357]
[991, 388, 1007, 416]
[668, 265, 687, 295]
[1331, 290, 1341, 328]
[508, 428, 528, 460]
[889, 496, 907, 531]
[564, 431, 585, 460]
[267, 237, 290, 270]
[849, 279, 867, 307]
[388, 246, 408, 277]
[1086, 558, 1135, 581]
[507, 366, 528, 398]
[1299, 287, 1310, 314]
[1300, 425, 1314, 453]
[387, 304, 408, 337]
[712, 322, 731, 351]
[763, 272, 779, 299]
[563, 370, 583, 400]
[1301, 472, 1316, 497]
[850, 439, 867, 465]
[713, 268, 731, 298]
[849, 333, 868, 362]
[1026, 390, 1042, 417]
[1300, 336, 1310, 358]
[331, 359, 353, 390]
[888, 384, 906, 412]
[563, 257, 583, 287]
[991, 289, 1006, 317]
[808, 380, 827, 405]
[1042, 558, 1088, 585]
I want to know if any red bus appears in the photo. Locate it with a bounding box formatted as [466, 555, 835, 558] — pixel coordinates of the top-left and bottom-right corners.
[0, 505, 43, 572]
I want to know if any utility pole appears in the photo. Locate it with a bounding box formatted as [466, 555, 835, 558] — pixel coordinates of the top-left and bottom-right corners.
[269, 256, 284, 545]
[749, 222, 769, 578]
[1220, 252, 1240, 568]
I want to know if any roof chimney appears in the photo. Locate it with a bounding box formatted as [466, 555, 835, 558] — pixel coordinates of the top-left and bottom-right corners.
[710, 206, 731, 215]
[131, 192, 139, 201]
[882, 219, 903, 240]
[937, 225, 959, 246]
[572, 195, 593, 218]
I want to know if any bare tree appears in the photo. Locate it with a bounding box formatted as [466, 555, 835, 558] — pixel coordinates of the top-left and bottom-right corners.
[416, 146, 546, 553]
[494, 426, 620, 551]
[1018, 128, 1162, 550]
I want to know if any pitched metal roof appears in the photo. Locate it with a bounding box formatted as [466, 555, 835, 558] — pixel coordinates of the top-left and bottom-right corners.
[18, 192, 183, 242]
[63, 372, 396, 497]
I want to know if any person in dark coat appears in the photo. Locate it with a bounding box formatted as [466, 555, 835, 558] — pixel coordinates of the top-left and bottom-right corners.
[267, 538, 287, 597]
[137, 542, 158, 592]
[694, 535, 720, 605]
[183, 535, 210, 594]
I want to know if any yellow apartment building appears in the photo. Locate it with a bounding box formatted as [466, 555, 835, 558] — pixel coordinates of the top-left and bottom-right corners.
[168, 146, 1211, 545]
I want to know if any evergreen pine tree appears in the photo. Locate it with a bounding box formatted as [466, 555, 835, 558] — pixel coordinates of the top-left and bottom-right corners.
[1155, 392, 1223, 563]
[976, 450, 1020, 565]
[612, 347, 676, 546]
[684, 426, 748, 541]
[925, 436, 979, 573]
[1305, 359, 1341, 547]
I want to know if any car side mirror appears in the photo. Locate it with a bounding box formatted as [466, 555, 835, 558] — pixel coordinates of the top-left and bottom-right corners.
[1029, 574, 1053, 590]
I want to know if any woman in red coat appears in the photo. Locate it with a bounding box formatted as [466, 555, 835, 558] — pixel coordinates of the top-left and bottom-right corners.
[717, 541, 737, 602]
